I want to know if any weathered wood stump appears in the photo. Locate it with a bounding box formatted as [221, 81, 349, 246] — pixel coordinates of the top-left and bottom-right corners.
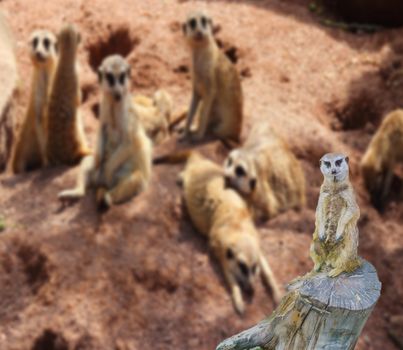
[216, 260, 381, 350]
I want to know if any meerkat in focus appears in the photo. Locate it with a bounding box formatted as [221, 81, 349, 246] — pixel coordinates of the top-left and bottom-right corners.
[181, 11, 243, 142]
[132, 89, 173, 145]
[180, 153, 282, 314]
[223, 125, 306, 221]
[11, 30, 58, 173]
[58, 55, 152, 210]
[310, 153, 361, 278]
[46, 24, 90, 165]
[361, 110, 403, 209]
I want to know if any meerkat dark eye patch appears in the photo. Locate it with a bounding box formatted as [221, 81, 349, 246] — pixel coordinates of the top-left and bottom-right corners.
[252, 264, 257, 274]
[189, 18, 197, 30]
[33, 37, 39, 49]
[119, 72, 126, 85]
[226, 248, 234, 260]
[43, 38, 50, 50]
[250, 178, 257, 191]
[201, 16, 207, 28]
[227, 157, 233, 167]
[235, 165, 246, 177]
[238, 261, 249, 276]
[106, 73, 115, 87]
[335, 159, 343, 167]
[324, 161, 331, 168]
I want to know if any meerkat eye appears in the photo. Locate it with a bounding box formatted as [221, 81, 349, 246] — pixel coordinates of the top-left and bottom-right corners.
[189, 18, 197, 30]
[235, 165, 246, 177]
[43, 38, 50, 50]
[119, 72, 126, 85]
[201, 16, 207, 28]
[106, 73, 115, 87]
[324, 161, 331, 168]
[251, 264, 257, 274]
[32, 37, 39, 49]
[238, 261, 249, 276]
[226, 248, 234, 260]
[335, 159, 342, 167]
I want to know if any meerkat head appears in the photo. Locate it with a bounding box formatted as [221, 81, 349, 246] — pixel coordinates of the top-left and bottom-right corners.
[224, 150, 257, 195]
[29, 30, 57, 67]
[98, 55, 131, 102]
[58, 24, 81, 52]
[225, 235, 260, 294]
[320, 153, 350, 183]
[182, 11, 213, 45]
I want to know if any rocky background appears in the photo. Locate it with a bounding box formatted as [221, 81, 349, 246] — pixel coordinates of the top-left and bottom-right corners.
[0, 0, 402, 349]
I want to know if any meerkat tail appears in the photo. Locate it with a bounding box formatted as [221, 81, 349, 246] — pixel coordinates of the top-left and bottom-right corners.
[153, 149, 193, 165]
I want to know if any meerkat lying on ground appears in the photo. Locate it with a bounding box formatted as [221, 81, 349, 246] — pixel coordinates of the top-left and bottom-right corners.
[132, 89, 173, 145]
[180, 152, 282, 314]
[46, 24, 90, 165]
[223, 125, 306, 221]
[11, 30, 58, 173]
[311, 153, 361, 277]
[361, 109, 403, 209]
[58, 55, 152, 210]
[180, 11, 243, 143]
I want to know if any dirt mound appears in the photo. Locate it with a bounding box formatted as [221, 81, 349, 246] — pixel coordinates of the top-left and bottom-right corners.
[0, 0, 402, 349]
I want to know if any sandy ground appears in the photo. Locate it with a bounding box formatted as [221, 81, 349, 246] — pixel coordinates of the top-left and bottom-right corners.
[0, 0, 402, 349]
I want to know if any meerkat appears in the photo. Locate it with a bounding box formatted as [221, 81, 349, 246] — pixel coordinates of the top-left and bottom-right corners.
[180, 152, 282, 314]
[58, 55, 152, 210]
[223, 125, 306, 221]
[310, 153, 361, 278]
[11, 30, 58, 173]
[361, 109, 403, 209]
[132, 89, 173, 145]
[46, 24, 90, 166]
[180, 11, 243, 143]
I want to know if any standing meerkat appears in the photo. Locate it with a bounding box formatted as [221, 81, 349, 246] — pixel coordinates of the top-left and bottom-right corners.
[180, 152, 282, 314]
[181, 11, 243, 142]
[58, 55, 152, 210]
[360, 109, 403, 209]
[46, 24, 90, 165]
[132, 89, 173, 145]
[223, 125, 306, 221]
[310, 153, 361, 278]
[11, 30, 58, 173]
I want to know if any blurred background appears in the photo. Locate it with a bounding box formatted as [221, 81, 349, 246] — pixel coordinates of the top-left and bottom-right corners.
[0, 0, 402, 349]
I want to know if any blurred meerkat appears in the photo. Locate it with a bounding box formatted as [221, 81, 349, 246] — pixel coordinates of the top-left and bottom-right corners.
[180, 152, 282, 314]
[223, 125, 306, 221]
[311, 153, 361, 278]
[58, 55, 152, 210]
[11, 30, 57, 173]
[133, 89, 173, 145]
[181, 11, 243, 142]
[46, 24, 90, 165]
[360, 110, 403, 209]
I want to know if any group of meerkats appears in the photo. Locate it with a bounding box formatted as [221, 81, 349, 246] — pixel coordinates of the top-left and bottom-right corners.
[8, 10, 403, 314]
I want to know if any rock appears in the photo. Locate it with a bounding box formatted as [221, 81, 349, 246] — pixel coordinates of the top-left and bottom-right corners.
[0, 11, 17, 172]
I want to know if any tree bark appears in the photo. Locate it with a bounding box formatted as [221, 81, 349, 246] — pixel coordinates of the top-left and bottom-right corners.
[216, 260, 381, 350]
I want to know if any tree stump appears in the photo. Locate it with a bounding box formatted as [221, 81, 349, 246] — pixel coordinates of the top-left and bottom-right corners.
[216, 260, 381, 350]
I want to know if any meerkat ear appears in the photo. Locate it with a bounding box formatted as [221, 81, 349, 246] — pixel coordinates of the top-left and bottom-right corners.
[127, 67, 131, 78]
[208, 18, 213, 28]
[226, 248, 234, 260]
[249, 178, 257, 191]
[54, 41, 59, 53]
[182, 23, 187, 35]
[345, 156, 349, 164]
[77, 32, 82, 44]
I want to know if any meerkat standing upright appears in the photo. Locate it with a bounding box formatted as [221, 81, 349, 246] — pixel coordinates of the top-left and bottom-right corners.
[58, 55, 152, 210]
[181, 11, 243, 142]
[180, 152, 282, 314]
[46, 24, 90, 165]
[311, 153, 361, 278]
[223, 125, 306, 221]
[361, 110, 403, 209]
[11, 30, 58, 173]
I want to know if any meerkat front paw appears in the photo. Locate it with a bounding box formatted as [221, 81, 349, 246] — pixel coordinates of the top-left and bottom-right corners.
[232, 289, 245, 315]
[318, 227, 326, 241]
[96, 187, 111, 212]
